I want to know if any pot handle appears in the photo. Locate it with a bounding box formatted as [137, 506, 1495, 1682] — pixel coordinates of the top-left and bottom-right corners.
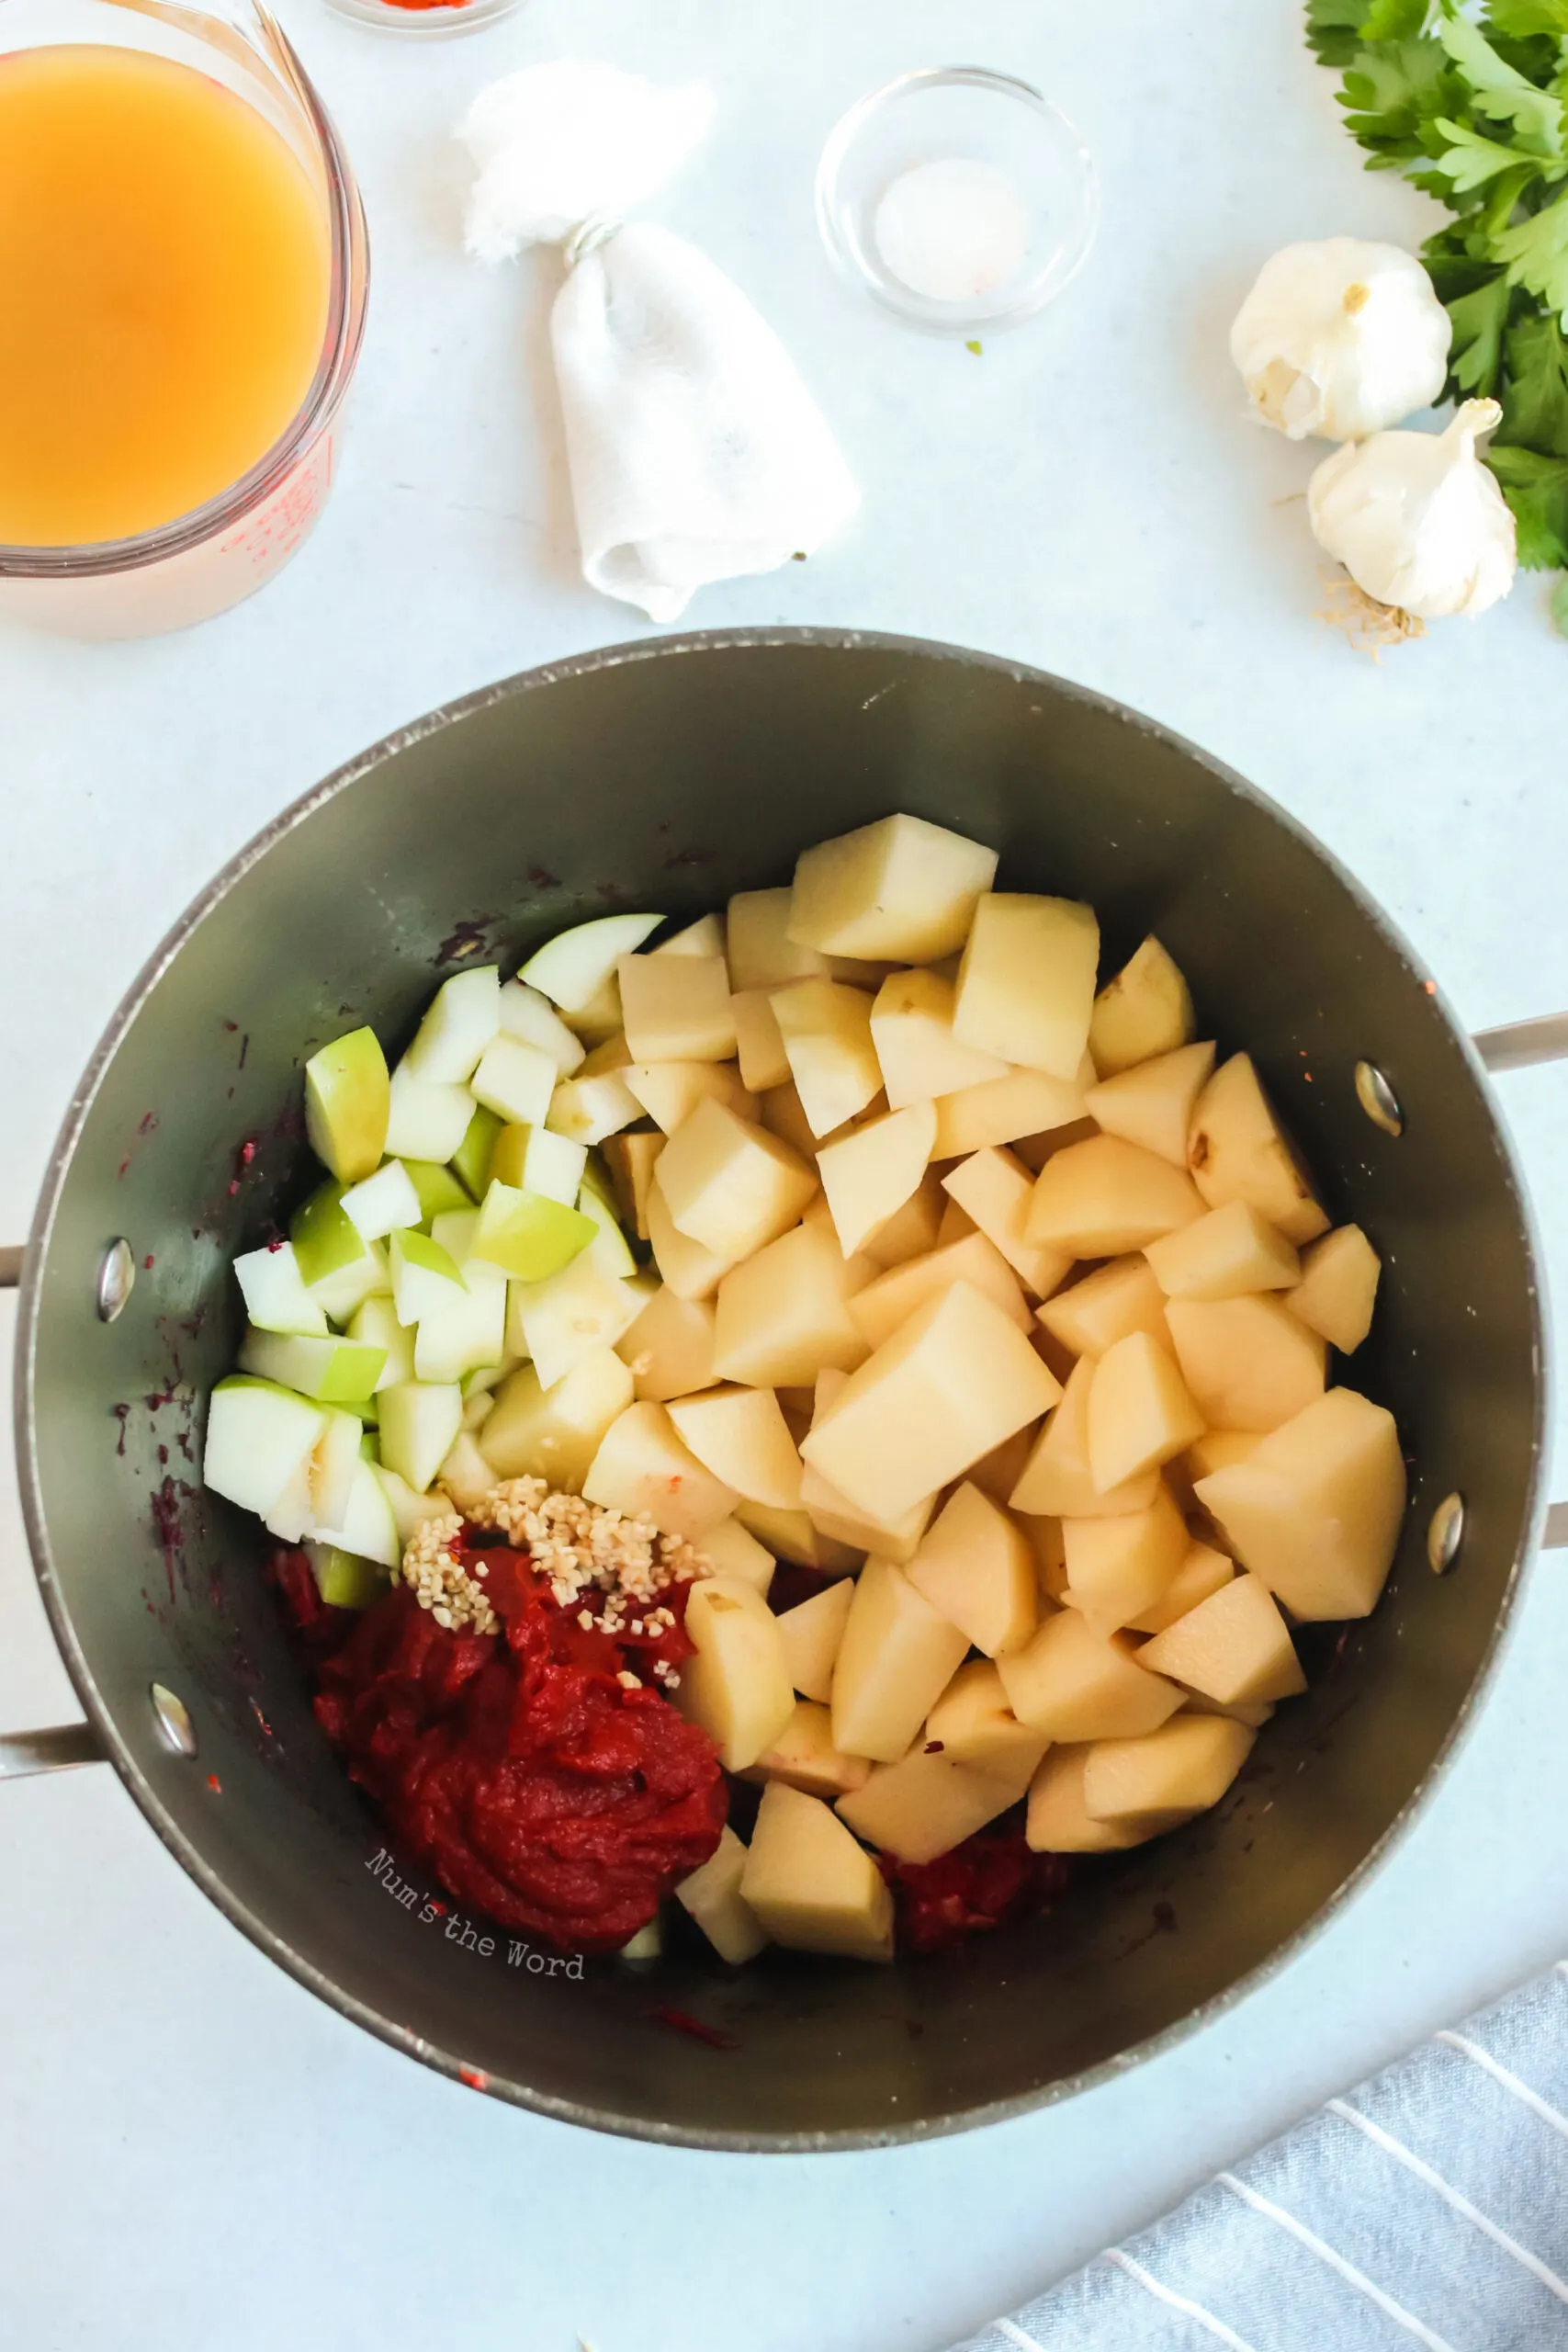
[3, 1006, 1568, 1783]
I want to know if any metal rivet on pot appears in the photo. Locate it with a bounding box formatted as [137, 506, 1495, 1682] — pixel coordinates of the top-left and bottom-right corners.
[1427, 1492, 1465, 1575]
[1355, 1060, 1404, 1138]
[96, 1238, 135, 1323]
[150, 1683, 197, 1757]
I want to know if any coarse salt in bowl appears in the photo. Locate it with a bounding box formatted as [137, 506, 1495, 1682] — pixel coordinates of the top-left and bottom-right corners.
[817, 65, 1098, 336]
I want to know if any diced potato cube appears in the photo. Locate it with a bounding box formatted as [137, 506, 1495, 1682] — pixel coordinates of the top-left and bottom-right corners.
[1009, 1356, 1161, 1520]
[997, 1609, 1182, 1741]
[1081, 1714, 1255, 1831]
[837, 1747, 1028, 1866]
[870, 969, 1009, 1107]
[601, 1129, 664, 1242]
[582, 1399, 739, 1539]
[1125, 1539, 1235, 1634]
[676, 1575, 795, 1769]
[861, 1170, 947, 1269]
[907, 1481, 1037, 1657]
[805, 1281, 1062, 1525]
[850, 1231, 1031, 1351]
[1181, 1690, 1277, 1729]
[739, 1781, 894, 1962]
[735, 1499, 863, 1577]
[966, 1424, 1043, 1509]
[830, 1556, 971, 1761]
[1026, 1746, 1161, 1852]
[647, 1177, 737, 1303]
[1086, 1331, 1205, 1492]
[932, 1062, 1094, 1159]
[800, 1374, 937, 1559]
[1193, 1385, 1406, 1620]
[731, 990, 792, 1091]
[667, 1385, 803, 1509]
[1289, 1224, 1381, 1352]
[1165, 1296, 1326, 1431]
[817, 1102, 937, 1258]
[1035, 1256, 1170, 1361]
[788, 814, 998, 962]
[1186, 1430, 1263, 1480]
[753, 1700, 871, 1799]
[953, 895, 1100, 1079]
[1145, 1201, 1301, 1303]
[479, 1348, 634, 1490]
[1084, 1041, 1216, 1166]
[1088, 936, 1196, 1076]
[623, 1059, 754, 1136]
[712, 1220, 869, 1388]
[926, 1658, 1050, 1778]
[801, 1195, 878, 1293]
[1023, 1510, 1068, 1600]
[617, 954, 735, 1063]
[1138, 1571, 1305, 1705]
[937, 1197, 975, 1247]
[652, 911, 727, 964]
[1060, 1482, 1189, 1636]
[772, 980, 883, 1136]
[1027, 1135, 1205, 1258]
[776, 1577, 857, 1702]
[727, 888, 830, 992]
[676, 1825, 769, 1963]
[656, 1099, 818, 1263]
[1187, 1054, 1328, 1245]
[758, 1080, 822, 1160]
[941, 1147, 1074, 1301]
[695, 1515, 777, 1594]
[616, 1290, 713, 1410]
[558, 971, 623, 1048]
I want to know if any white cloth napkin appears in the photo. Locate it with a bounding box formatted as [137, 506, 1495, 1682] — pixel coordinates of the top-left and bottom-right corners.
[458, 62, 860, 625]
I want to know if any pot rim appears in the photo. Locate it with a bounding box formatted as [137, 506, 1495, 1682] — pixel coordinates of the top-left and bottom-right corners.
[12, 626, 1551, 2152]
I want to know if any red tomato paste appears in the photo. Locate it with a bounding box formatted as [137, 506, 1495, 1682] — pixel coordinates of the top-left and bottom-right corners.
[274, 1542, 726, 1951]
[882, 1822, 1071, 1956]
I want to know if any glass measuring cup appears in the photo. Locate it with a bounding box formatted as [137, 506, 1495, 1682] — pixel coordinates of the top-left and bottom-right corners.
[0, 0, 368, 639]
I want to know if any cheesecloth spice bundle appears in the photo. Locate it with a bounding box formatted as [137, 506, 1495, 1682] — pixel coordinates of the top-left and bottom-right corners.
[458, 61, 860, 623]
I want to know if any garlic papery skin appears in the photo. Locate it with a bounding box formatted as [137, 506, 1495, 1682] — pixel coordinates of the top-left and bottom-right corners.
[1306, 399, 1517, 620]
[1230, 237, 1451, 442]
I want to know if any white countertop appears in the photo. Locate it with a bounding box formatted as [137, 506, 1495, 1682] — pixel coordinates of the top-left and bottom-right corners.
[6, 2, 1568, 2345]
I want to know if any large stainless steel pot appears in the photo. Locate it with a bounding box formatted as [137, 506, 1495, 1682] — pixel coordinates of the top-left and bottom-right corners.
[6, 629, 1565, 2150]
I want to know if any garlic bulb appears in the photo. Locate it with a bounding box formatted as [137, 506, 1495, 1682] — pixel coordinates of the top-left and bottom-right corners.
[1307, 399, 1517, 619]
[1231, 237, 1451, 441]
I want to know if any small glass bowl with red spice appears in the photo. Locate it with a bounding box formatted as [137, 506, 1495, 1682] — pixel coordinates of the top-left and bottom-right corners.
[321, 0, 523, 37]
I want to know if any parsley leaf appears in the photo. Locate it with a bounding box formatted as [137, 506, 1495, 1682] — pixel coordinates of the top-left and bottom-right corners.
[1484, 442, 1568, 563]
[1438, 8, 1564, 151]
[1486, 0, 1568, 36]
[1362, 0, 1433, 34]
[1429, 117, 1550, 190]
[1496, 311, 1568, 448]
[1306, 0, 1373, 66]
[1446, 270, 1515, 390]
[1495, 191, 1568, 311]
[1339, 38, 1463, 156]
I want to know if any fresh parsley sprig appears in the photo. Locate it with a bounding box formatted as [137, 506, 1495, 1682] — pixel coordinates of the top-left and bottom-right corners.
[1308, 0, 1568, 567]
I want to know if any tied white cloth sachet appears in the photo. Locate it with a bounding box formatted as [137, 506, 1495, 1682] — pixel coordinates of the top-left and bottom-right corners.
[458, 62, 861, 625]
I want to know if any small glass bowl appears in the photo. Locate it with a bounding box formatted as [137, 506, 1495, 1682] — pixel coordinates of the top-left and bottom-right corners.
[817, 65, 1097, 336]
[321, 0, 523, 37]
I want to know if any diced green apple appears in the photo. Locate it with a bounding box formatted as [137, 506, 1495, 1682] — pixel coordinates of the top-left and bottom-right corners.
[575, 1176, 637, 1278]
[309, 1239, 391, 1326]
[341, 1158, 423, 1242]
[520, 913, 662, 1012]
[404, 966, 501, 1083]
[305, 1544, 388, 1610]
[428, 1207, 479, 1262]
[264, 1458, 314, 1542]
[204, 1375, 327, 1517]
[498, 978, 586, 1074]
[450, 1103, 502, 1199]
[388, 1227, 467, 1328]
[412, 1261, 506, 1383]
[400, 1159, 471, 1226]
[435, 1430, 499, 1514]
[233, 1240, 327, 1338]
[378, 1381, 464, 1493]
[303, 1027, 390, 1185]
[511, 1251, 645, 1390]
[384, 1062, 476, 1164]
[544, 1069, 643, 1145]
[311, 1457, 401, 1567]
[345, 1298, 413, 1383]
[238, 1326, 386, 1403]
[470, 1180, 595, 1283]
[372, 1462, 455, 1544]
[290, 1180, 370, 1287]
[469, 1035, 558, 1128]
[491, 1122, 588, 1207]
[310, 1408, 364, 1532]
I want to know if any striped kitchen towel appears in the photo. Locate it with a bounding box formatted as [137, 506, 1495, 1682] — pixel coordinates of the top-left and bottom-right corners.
[953, 1962, 1568, 2351]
